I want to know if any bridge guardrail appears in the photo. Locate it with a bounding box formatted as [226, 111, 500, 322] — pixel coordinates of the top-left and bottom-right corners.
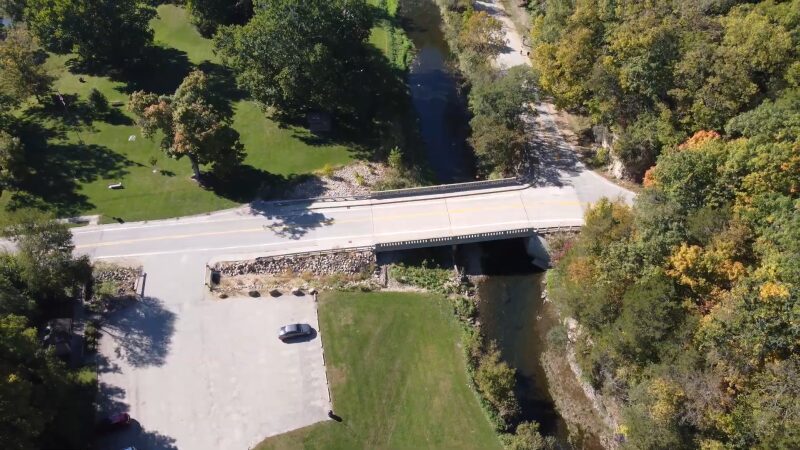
[373, 224, 582, 252]
[268, 177, 524, 207]
[370, 177, 523, 199]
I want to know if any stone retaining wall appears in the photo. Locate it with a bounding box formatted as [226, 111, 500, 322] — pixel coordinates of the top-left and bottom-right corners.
[93, 265, 141, 297]
[216, 249, 376, 277]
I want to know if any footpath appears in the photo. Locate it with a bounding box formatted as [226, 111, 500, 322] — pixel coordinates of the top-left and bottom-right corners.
[473, 0, 635, 207]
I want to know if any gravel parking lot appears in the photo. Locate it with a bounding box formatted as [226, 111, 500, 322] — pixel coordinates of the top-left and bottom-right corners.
[95, 255, 330, 450]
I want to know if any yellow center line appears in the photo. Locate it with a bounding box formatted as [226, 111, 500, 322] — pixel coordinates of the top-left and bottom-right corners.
[76, 200, 582, 249]
[75, 227, 267, 249]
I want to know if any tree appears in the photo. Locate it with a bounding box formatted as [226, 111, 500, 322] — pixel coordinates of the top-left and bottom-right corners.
[3, 211, 87, 304]
[214, 0, 372, 117]
[0, 0, 26, 21]
[533, 26, 595, 110]
[0, 130, 24, 196]
[613, 110, 684, 181]
[504, 421, 553, 450]
[0, 25, 53, 104]
[187, 0, 253, 37]
[469, 66, 537, 129]
[469, 115, 527, 177]
[25, 0, 155, 66]
[613, 273, 680, 365]
[0, 314, 70, 450]
[0, 254, 35, 319]
[729, 356, 800, 448]
[129, 70, 244, 180]
[457, 11, 505, 64]
[475, 342, 519, 423]
[725, 88, 800, 142]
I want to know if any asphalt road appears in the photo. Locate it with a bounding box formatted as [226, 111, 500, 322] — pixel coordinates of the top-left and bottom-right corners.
[71, 184, 587, 261]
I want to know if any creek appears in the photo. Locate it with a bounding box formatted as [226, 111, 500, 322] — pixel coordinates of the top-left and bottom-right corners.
[399, 0, 475, 183]
[394, 2, 603, 447]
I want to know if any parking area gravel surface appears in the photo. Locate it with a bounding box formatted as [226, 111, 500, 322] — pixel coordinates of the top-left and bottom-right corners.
[94, 254, 330, 450]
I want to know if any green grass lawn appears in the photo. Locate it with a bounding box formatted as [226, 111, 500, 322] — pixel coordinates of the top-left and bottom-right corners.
[257, 291, 502, 450]
[0, 5, 354, 222]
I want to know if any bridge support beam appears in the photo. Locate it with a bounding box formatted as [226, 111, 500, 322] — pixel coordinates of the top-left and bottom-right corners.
[525, 234, 550, 270]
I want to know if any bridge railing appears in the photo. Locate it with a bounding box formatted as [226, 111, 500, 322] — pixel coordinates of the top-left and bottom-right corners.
[371, 177, 523, 199]
[373, 224, 582, 252]
[269, 177, 524, 207]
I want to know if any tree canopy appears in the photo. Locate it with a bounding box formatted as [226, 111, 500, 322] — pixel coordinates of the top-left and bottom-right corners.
[187, 0, 253, 37]
[129, 70, 245, 180]
[0, 25, 53, 104]
[25, 0, 155, 66]
[548, 87, 800, 448]
[213, 0, 373, 118]
[529, 0, 800, 179]
[0, 212, 93, 448]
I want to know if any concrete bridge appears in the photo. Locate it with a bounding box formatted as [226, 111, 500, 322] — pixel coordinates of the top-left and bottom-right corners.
[70, 179, 589, 261]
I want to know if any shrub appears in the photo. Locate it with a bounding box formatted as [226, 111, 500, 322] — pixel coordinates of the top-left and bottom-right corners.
[318, 164, 336, 177]
[461, 326, 484, 367]
[475, 341, 520, 425]
[586, 146, 610, 168]
[388, 146, 403, 171]
[391, 261, 455, 294]
[545, 324, 568, 348]
[452, 295, 476, 320]
[503, 421, 554, 450]
[84, 320, 101, 353]
[93, 280, 119, 301]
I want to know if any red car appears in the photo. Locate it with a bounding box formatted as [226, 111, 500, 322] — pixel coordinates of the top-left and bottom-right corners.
[97, 412, 131, 432]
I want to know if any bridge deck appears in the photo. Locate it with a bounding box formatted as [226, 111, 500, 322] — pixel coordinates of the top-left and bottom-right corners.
[69, 184, 584, 261]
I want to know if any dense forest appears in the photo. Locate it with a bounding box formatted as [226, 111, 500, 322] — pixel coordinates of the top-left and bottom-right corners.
[549, 90, 799, 447]
[0, 212, 96, 449]
[534, 2, 799, 447]
[529, 0, 799, 180]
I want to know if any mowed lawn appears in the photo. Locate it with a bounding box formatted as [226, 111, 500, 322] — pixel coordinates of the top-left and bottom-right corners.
[257, 291, 502, 450]
[0, 5, 353, 222]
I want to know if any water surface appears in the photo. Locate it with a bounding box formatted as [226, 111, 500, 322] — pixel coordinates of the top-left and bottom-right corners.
[399, 0, 474, 183]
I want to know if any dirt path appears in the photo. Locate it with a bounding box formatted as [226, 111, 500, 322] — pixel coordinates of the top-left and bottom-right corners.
[474, 0, 634, 206]
[474, 0, 531, 69]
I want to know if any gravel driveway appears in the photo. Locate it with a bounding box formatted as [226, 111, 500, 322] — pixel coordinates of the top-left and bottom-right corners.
[94, 255, 330, 450]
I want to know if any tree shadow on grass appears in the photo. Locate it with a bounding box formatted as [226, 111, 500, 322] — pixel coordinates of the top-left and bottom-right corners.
[264, 41, 421, 165]
[5, 120, 134, 217]
[100, 296, 176, 368]
[24, 94, 133, 131]
[120, 46, 193, 95]
[65, 45, 192, 96]
[202, 165, 314, 203]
